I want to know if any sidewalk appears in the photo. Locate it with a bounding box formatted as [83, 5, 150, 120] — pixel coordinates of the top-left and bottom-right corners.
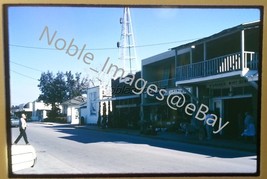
[76, 124, 257, 153]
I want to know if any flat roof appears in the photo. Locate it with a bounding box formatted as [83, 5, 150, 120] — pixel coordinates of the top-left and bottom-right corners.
[142, 50, 175, 66]
[171, 20, 260, 51]
[141, 21, 260, 66]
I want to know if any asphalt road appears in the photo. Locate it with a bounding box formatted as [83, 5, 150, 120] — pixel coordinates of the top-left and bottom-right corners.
[10, 122, 257, 176]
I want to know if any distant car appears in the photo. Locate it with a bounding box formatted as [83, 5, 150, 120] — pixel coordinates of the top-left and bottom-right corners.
[11, 144, 37, 172]
[10, 117, 20, 127]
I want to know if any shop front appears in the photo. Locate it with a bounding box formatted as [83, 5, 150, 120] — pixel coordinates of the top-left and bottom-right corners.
[208, 77, 258, 139]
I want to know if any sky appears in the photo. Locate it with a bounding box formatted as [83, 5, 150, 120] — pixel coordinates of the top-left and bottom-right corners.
[7, 6, 261, 106]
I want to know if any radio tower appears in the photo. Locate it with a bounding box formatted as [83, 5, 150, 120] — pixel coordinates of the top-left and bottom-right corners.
[117, 7, 138, 75]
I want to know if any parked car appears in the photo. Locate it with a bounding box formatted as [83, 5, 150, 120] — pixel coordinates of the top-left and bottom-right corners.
[10, 117, 20, 127]
[11, 144, 37, 172]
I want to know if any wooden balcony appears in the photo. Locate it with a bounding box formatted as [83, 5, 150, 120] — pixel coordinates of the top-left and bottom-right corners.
[147, 78, 176, 89]
[176, 51, 258, 82]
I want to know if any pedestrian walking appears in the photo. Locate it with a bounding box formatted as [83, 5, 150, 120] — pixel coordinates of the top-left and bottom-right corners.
[14, 113, 29, 145]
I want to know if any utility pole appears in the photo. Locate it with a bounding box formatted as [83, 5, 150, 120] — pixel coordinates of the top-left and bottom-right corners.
[117, 7, 138, 75]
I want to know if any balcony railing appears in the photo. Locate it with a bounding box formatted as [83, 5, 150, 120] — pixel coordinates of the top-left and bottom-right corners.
[147, 78, 176, 89]
[176, 51, 258, 81]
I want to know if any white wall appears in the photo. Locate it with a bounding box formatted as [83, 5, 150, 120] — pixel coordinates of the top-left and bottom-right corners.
[86, 87, 100, 124]
[86, 86, 112, 125]
[31, 101, 52, 121]
[80, 107, 87, 124]
[66, 106, 80, 124]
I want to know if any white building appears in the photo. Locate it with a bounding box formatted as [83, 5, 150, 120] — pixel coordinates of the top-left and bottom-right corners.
[86, 85, 111, 125]
[31, 101, 52, 121]
[11, 101, 52, 121]
[61, 96, 87, 124]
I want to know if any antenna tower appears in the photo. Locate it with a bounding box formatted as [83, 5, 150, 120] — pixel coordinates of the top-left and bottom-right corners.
[117, 7, 137, 75]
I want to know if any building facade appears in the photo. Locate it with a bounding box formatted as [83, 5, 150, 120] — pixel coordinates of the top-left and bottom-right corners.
[11, 101, 52, 121]
[31, 101, 52, 121]
[61, 96, 87, 124]
[111, 72, 141, 128]
[141, 21, 260, 139]
[86, 85, 111, 125]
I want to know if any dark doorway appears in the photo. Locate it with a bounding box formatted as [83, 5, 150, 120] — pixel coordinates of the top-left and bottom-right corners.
[223, 97, 252, 139]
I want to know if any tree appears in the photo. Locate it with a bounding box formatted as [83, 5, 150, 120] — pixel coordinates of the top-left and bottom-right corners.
[38, 71, 89, 119]
[65, 71, 89, 100]
[38, 71, 67, 118]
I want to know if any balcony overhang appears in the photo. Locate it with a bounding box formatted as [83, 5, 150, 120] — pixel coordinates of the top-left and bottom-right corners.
[176, 51, 258, 85]
[241, 68, 258, 81]
[175, 71, 242, 85]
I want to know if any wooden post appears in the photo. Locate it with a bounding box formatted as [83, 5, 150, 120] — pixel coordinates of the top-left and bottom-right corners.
[241, 30, 245, 69]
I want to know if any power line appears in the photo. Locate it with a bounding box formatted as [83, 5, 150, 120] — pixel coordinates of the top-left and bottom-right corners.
[10, 61, 42, 81]
[136, 38, 200, 48]
[10, 70, 39, 81]
[10, 61, 43, 72]
[8, 37, 201, 81]
[8, 38, 200, 51]
[10, 44, 115, 51]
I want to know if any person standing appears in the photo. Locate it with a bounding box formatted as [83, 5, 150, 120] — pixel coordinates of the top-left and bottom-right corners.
[241, 112, 256, 142]
[204, 112, 214, 140]
[14, 113, 29, 144]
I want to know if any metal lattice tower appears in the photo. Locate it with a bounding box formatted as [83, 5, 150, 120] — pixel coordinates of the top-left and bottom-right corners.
[117, 7, 138, 75]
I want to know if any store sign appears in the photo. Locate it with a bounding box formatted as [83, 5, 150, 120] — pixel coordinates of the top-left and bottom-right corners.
[167, 87, 192, 95]
[207, 78, 248, 89]
[144, 87, 192, 98]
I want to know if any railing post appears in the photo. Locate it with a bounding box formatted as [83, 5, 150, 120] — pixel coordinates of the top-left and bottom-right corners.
[241, 30, 245, 70]
[238, 53, 241, 69]
[203, 42, 206, 77]
[203, 60, 206, 76]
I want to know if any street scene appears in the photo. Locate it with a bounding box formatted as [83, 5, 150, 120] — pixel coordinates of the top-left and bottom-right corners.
[11, 122, 257, 175]
[6, 6, 261, 177]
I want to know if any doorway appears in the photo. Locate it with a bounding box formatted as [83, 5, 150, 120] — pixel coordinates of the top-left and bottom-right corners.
[223, 97, 252, 139]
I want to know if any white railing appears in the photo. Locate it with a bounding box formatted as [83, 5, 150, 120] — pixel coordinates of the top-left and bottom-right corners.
[176, 51, 258, 81]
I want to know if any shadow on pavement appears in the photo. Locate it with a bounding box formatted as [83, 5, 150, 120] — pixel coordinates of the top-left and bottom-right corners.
[44, 124, 258, 159]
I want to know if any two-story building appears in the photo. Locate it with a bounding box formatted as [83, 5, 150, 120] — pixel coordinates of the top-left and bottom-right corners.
[141, 51, 181, 131]
[141, 21, 260, 139]
[111, 71, 141, 128]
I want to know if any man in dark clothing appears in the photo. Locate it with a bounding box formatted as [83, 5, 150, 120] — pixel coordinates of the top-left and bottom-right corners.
[14, 113, 29, 144]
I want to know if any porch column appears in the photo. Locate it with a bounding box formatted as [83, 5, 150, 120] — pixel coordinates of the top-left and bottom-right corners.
[140, 67, 144, 131]
[241, 30, 245, 69]
[174, 49, 177, 80]
[203, 42, 207, 76]
[190, 47, 193, 78]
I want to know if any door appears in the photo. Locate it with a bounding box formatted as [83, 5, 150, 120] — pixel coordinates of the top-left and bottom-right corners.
[223, 97, 252, 139]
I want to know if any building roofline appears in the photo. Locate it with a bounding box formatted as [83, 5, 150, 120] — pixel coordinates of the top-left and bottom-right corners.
[171, 20, 260, 51]
[141, 21, 260, 66]
[61, 96, 87, 105]
[142, 50, 175, 66]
